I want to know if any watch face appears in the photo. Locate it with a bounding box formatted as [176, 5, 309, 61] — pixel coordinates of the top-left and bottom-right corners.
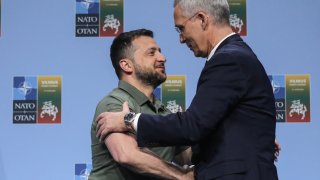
[124, 112, 135, 130]
[125, 112, 134, 123]
[126, 113, 133, 120]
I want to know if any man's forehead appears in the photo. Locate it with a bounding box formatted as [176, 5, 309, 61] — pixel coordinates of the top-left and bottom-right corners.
[174, 5, 187, 24]
[132, 36, 159, 50]
[133, 36, 155, 43]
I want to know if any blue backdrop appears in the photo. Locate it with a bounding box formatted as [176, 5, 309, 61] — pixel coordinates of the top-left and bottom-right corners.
[0, 0, 319, 179]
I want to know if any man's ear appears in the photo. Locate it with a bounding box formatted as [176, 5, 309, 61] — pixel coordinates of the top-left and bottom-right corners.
[197, 12, 209, 30]
[119, 59, 133, 73]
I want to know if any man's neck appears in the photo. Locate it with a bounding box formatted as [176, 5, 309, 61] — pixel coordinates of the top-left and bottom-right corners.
[207, 25, 234, 55]
[121, 77, 155, 103]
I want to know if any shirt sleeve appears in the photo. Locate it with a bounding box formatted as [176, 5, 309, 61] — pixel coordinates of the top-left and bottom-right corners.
[133, 113, 141, 132]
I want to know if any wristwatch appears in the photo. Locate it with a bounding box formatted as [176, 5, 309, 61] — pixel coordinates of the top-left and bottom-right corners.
[124, 112, 136, 130]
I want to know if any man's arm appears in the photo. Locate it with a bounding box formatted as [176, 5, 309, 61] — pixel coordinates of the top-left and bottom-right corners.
[105, 132, 194, 180]
[95, 55, 249, 145]
[173, 147, 192, 166]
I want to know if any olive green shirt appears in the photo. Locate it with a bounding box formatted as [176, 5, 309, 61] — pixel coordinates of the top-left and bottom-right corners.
[89, 81, 183, 180]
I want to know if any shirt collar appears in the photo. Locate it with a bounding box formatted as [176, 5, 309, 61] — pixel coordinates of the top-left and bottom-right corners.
[207, 32, 236, 61]
[118, 80, 149, 106]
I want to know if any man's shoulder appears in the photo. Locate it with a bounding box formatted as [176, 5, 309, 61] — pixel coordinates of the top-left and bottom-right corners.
[96, 87, 140, 113]
[98, 88, 131, 105]
[213, 41, 256, 65]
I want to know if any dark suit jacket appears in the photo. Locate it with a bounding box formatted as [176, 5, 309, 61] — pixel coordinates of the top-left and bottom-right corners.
[137, 34, 278, 180]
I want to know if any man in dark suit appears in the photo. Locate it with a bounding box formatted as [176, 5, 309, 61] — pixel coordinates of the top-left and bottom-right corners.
[96, 0, 279, 179]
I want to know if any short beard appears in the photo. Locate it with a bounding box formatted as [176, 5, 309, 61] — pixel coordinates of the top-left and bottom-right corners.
[134, 64, 166, 88]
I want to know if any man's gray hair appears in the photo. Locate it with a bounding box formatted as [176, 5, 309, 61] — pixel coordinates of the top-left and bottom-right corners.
[174, 0, 230, 25]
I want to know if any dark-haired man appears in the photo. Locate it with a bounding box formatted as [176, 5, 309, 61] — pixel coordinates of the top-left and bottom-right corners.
[89, 29, 193, 180]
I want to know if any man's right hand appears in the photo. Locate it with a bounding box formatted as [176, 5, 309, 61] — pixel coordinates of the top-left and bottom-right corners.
[274, 139, 281, 162]
[96, 101, 130, 141]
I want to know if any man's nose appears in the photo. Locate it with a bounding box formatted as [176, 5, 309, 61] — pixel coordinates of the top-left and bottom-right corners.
[158, 52, 166, 62]
[179, 33, 186, 43]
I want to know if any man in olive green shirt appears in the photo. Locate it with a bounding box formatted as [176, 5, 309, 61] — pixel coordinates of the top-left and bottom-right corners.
[89, 29, 193, 180]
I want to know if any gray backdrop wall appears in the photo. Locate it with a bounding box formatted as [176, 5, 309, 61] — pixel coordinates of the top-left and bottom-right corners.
[0, 0, 319, 179]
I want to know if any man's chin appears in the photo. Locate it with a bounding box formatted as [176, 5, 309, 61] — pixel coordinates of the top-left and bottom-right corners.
[193, 51, 202, 57]
[193, 50, 207, 58]
[157, 74, 167, 83]
[159, 74, 167, 82]
[189, 48, 200, 57]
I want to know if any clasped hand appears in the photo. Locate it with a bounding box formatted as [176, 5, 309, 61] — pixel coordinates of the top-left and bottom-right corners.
[96, 101, 131, 141]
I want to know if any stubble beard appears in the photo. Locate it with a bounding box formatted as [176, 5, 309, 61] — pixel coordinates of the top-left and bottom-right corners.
[134, 64, 166, 88]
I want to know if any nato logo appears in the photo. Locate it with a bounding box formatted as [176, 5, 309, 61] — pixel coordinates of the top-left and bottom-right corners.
[13, 76, 37, 124]
[13, 76, 37, 100]
[76, 0, 100, 37]
[75, 163, 92, 180]
[268, 75, 286, 122]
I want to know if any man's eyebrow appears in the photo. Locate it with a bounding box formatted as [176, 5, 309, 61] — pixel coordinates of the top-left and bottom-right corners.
[146, 47, 161, 53]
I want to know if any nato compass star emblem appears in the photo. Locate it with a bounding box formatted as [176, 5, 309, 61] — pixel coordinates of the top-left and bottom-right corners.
[18, 81, 33, 96]
[80, 0, 95, 10]
[271, 80, 280, 94]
